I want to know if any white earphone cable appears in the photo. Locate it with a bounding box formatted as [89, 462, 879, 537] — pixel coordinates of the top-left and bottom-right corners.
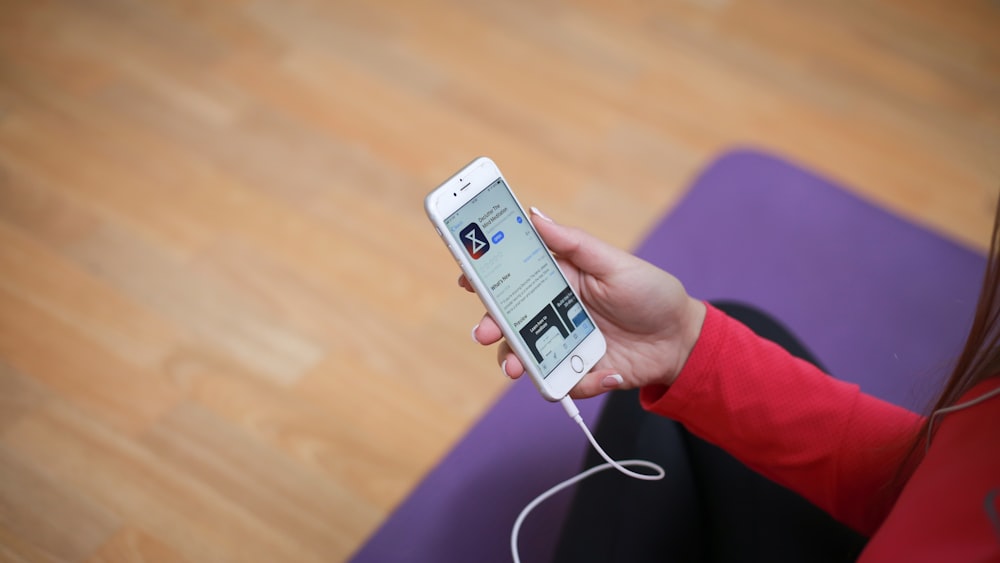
[511, 396, 665, 563]
[510, 381, 1000, 561]
[511, 383, 1000, 561]
[925, 384, 1000, 452]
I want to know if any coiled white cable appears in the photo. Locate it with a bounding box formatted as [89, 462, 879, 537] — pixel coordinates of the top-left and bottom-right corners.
[511, 396, 666, 563]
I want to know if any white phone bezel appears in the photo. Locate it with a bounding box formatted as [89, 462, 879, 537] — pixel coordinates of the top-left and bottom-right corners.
[425, 156, 606, 401]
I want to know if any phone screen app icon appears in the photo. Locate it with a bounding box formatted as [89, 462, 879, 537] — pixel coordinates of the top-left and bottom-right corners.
[460, 223, 490, 259]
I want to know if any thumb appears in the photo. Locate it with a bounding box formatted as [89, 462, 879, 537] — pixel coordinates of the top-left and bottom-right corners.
[531, 207, 620, 277]
[568, 368, 629, 399]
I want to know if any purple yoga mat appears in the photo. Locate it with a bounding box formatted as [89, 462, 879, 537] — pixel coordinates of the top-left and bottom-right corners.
[351, 149, 986, 563]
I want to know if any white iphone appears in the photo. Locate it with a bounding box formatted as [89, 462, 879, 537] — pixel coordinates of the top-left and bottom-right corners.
[425, 157, 607, 401]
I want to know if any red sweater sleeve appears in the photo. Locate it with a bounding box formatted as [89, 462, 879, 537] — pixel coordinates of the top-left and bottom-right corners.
[640, 304, 923, 535]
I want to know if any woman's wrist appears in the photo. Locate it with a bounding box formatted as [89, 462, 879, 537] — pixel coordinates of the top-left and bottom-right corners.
[664, 297, 707, 387]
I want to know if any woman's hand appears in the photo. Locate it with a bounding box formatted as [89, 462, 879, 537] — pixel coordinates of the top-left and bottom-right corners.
[462, 207, 706, 399]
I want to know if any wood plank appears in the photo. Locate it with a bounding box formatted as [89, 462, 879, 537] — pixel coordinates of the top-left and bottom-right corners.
[62, 222, 325, 386]
[87, 527, 191, 563]
[0, 283, 179, 436]
[0, 525, 61, 563]
[0, 363, 49, 434]
[138, 402, 376, 560]
[0, 448, 119, 562]
[0, 206, 178, 369]
[2, 400, 331, 563]
[163, 345, 470, 513]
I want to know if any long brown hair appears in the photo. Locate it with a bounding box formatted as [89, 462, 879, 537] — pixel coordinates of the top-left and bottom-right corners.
[925, 199, 1000, 439]
[897, 197, 1000, 481]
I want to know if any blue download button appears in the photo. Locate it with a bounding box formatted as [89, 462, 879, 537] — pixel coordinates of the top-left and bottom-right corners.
[491, 231, 505, 244]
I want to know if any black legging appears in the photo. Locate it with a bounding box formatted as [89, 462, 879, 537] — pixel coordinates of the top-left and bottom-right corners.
[553, 302, 868, 563]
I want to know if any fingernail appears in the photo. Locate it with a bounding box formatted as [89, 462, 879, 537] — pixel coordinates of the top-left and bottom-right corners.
[530, 206, 553, 223]
[601, 374, 624, 388]
[471, 324, 480, 343]
[501, 359, 511, 379]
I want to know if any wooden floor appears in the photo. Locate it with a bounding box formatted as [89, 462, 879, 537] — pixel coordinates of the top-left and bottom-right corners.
[0, 0, 997, 561]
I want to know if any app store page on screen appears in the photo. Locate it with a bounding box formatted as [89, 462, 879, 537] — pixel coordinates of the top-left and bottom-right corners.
[445, 179, 595, 377]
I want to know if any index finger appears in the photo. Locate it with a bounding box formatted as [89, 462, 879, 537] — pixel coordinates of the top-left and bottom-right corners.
[458, 274, 475, 293]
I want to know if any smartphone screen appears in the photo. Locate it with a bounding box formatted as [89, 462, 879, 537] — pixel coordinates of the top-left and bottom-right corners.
[444, 177, 596, 378]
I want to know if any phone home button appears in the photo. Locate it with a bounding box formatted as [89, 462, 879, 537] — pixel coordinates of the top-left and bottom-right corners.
[570, 355, 585, 373]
